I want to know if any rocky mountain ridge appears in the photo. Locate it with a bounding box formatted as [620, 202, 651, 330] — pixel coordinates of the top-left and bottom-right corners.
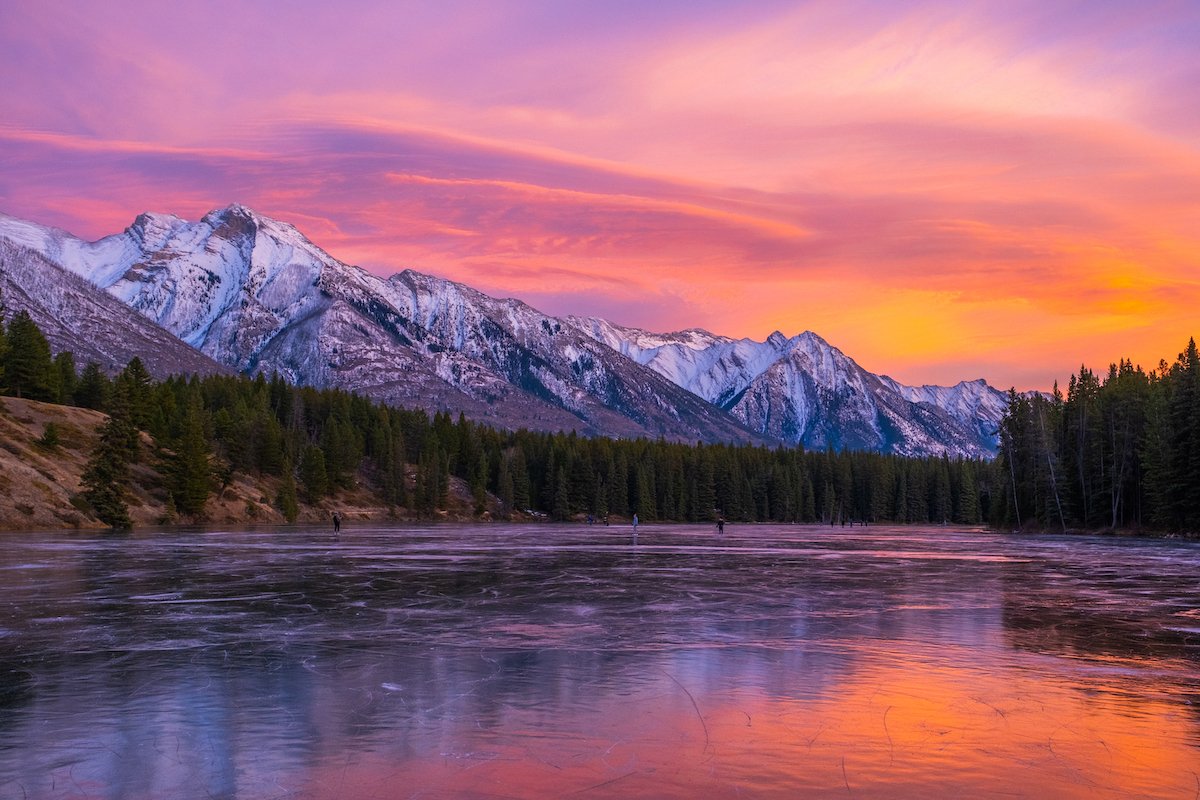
[568, 317, 1007, 456]
[1, 206, 1009, 455]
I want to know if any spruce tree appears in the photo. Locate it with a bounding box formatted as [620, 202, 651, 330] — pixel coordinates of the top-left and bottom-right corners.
[169, 397, 213, 516]
[73, 362, 110, 410]
[81, 388, 137, 529]
[552, 466, 570, 520]
[472, 451, 489, 515]
[116, 357, 155, 430]
[3, 310, 55, 401]
[276, 457, 299, 522]
[300, 444, 329, 504]
[36, 421, 61, 450]
[54, 352, 76, 404]
[497, 454, 515, 511]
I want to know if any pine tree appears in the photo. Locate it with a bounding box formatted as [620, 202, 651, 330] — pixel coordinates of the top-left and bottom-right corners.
[81, 390, 137, 529]
[116, 357, 154, 430]
[498, 454, 515, 511]
[511, 448, 531, 510]
[552, 466, 570, 520]
[36, 421, 61, 450]
[472, 451, 489, 515]
[169, 397, 213, 516]
[73, 362, 110, 410]
[3, 310, 55, 401]
[300, 444, 329, 504]
[276, 457, 299, 522]
[53, 352, 76, 404]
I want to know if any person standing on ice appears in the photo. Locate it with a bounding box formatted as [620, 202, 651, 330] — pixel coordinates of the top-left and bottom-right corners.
[632, 513, 639, 531]
[332, 511, 342, 534]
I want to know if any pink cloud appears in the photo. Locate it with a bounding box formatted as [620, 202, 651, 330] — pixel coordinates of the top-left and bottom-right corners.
[2, 0, 1199, 391]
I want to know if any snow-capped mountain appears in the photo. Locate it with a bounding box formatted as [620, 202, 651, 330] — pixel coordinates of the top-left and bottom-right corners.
[1, 204, 1012, 454]
[0, 239, 230, 379]
[0, 206, 762, 444]
[569, 317, 1006, 457]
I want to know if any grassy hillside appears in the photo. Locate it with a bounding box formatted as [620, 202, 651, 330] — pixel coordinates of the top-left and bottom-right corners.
[0, 397, 485, 531]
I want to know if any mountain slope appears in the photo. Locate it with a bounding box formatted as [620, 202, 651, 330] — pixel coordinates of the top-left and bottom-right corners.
[1, 205, 1011, 454]
[569, 317, 1006, 457]
[0, 207, 762, 444]
[0, 239, 230, 378]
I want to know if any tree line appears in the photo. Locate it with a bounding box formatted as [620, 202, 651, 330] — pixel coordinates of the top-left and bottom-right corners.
[996, 338, 1200, 534]
[0, 305, 1009, 529]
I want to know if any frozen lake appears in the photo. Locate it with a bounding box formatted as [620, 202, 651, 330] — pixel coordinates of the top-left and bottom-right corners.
[1, 523, 1198, 799]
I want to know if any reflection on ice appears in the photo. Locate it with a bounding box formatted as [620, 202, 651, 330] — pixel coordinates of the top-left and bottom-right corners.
[1, 524, 1198, 798]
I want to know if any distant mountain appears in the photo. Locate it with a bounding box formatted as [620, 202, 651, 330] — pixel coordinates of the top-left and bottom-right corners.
[1, 205, 1012, 454]
[568, 318, 1006, 457]
[0, 239, 230, 379]
[0, 206, 761, 444]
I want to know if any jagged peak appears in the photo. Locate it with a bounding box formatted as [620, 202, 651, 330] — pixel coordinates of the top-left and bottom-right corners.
[794, 329, 833, 347]
[766, 330, 790, 348]
[130, 210, 186, 229]
[205, 202, 258, 221]
[199, 204, 307, 238]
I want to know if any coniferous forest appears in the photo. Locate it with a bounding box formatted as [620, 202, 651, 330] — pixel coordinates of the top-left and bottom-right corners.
[1, 302, 1196, 535]
[996, 338, 1200, 534]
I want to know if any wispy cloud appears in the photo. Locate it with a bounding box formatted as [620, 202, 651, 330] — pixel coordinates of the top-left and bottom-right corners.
[2, 0, 1198, 388]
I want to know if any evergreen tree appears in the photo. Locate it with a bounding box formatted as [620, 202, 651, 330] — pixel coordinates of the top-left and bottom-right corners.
[1165, 339, 1200, 529]
[36, 421, 61, 449]
[116, 357, 155, 430]
[299, 444, 329, 504]
[3, 310, 55, 401]
[168, 397, 213, 516]
[472, 451, 489, 515]
[80, 390, 137, 529]
[511, 448, 531, 510]
[54, 352, 77, 404]
[498, 454, 515, 511]
[72, 362, 109, 410]
[277, 457, 299, 522]
[552, 466, 570, 520]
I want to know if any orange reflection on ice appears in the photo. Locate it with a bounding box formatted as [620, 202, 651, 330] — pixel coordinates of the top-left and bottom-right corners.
[291, 643, 1198, 799]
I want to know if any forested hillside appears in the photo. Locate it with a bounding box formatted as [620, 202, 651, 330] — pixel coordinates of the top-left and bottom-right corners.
[0, 303, 1000, 528]
[996, 338, 1200, 534]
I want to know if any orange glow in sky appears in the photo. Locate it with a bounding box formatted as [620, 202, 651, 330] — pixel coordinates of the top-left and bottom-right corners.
[2, 0, 1198, 389]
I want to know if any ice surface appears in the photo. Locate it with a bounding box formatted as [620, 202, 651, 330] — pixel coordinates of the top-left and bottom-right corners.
[1, 525, 1198, 799]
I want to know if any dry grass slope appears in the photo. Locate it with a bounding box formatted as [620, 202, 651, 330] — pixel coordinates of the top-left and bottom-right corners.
[0, 397, 494, 532]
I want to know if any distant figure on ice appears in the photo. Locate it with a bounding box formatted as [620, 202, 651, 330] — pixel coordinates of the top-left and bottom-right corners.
[603, 514, 609, 526]
[632, 513, 639, 531]
[717, 517, 725, 534]
[332, 511, 342, 534]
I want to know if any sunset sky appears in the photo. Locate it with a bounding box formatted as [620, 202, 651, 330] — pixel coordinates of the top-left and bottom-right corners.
[2, 0, 1198, 390]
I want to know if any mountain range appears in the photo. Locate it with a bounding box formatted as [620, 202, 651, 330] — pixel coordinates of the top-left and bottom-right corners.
[0, 205, 1010, 457]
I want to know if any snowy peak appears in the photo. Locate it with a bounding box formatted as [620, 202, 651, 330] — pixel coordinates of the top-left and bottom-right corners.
[1, 204, 1010, 454]
[127, 211, 188, 247]
[766, 330, 790, 349]
[0, 239, 230, 379]
[1, 205, 761, 445]
[571, 318, 1008, 457]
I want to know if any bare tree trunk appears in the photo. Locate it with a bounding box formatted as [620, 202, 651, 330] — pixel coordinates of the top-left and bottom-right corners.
[1007, 440, 1022, 529]
[1040, 408, 1066, 533]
